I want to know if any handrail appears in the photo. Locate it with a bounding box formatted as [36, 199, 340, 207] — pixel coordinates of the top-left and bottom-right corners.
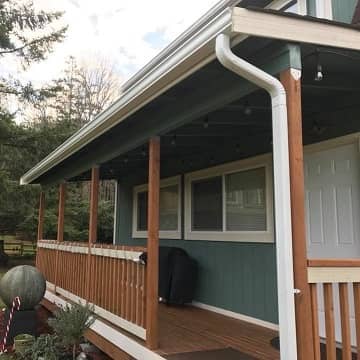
[37, 240, 146, 253]
[308, 259, 360, 267]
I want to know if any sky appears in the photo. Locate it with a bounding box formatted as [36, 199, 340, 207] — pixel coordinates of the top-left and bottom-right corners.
[6, 0, 220, 87]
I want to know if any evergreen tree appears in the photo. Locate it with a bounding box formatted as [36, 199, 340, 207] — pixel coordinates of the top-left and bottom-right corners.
[0, 0, 66, 235]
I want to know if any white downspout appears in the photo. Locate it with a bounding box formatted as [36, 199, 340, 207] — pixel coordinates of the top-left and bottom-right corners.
[215, 33, 297, 360]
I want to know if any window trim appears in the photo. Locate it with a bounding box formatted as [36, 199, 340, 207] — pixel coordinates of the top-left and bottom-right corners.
[184, 155, 274, 243]
[132, 175, 182, 239]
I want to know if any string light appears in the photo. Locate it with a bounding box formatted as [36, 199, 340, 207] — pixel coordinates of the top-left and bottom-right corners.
[315, 51, 323, 81]
[244, 101, 252, 116]
[203, 118, 209, 129]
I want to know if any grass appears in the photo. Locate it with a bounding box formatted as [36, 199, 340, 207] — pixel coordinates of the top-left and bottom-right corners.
[0, 270, 7, 308]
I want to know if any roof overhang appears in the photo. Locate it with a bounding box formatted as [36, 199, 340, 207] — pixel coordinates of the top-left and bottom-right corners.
[20, 4, 360, 185]
[20, 1, 236, 185]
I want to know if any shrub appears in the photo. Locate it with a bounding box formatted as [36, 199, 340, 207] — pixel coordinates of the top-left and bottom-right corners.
[48, 303, 95, 360]
[22, 334, 60, 360]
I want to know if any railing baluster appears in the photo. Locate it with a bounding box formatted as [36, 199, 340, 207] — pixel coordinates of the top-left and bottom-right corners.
[310, 283, 321, 360]
[339, 283, 352, 360]
[37, 241, 147, 339]
[104, 250, 109, 310]
[324, 283, 336, 360]
[353, 282, 360, 360]
[121, 257, 126, 318]
[126, 259, 131, 321]
[136, 263, 141, 325]
[131, 261, 136, 323]
[142, 264, 146, 328]
[110, 257, 115, 314]
[114, 257, 119, 316]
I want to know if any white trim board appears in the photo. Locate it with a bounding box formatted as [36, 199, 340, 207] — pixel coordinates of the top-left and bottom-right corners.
[303, 132, 360, 154]
[191, 301, 279, 331]
[44, 291, 165, 360]
[113, 179, 118, 244]
[232, 7, 360, 50]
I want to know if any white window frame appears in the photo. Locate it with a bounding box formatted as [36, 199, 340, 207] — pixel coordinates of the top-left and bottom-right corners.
[113, 180, 118, 245]
[184, 155, 274, 243]
[132, 175, 182, 239]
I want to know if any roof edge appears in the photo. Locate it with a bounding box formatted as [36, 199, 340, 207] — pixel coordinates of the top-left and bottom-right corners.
[21, 1, 239, 185]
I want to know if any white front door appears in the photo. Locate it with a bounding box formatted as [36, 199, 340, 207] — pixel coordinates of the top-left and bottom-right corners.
[305, 140, 360, 345]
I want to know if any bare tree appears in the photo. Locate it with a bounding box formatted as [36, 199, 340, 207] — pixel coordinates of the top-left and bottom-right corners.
[26, 56, 122, 128]
[75, 58, 121, 124]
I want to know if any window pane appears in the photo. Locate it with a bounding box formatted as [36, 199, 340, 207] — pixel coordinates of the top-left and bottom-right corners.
[159, 185, 178, 231]
[137, 191, 148, 231]
[192, 177, 222, 231]
[137, 185, 179, 232]
[225, 167, 266, 231]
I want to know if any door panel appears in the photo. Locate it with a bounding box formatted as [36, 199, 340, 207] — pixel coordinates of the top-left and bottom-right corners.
[305, 143, 360, 258]
[305, 141, 360, 346]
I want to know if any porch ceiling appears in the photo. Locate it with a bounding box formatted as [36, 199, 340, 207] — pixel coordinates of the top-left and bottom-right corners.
[86, 45, 360, 183]
[32, 36, 300, 185]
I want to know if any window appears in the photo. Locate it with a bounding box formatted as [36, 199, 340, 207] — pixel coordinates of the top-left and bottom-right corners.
[133, 176, 181, 239]
[225, 167, 266, 231]
[185, 155, 273, 242]
[192, 177, 222, 231]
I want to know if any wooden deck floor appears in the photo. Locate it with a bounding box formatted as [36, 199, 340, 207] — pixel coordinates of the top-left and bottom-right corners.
[157, 304, 280, 360]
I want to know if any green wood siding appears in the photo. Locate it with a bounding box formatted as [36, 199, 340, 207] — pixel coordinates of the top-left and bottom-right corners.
[115, 180, 278, 324]
[307, 0, 357, 23]
[332, 0, 357, 23]
[307, 0, 317, 16]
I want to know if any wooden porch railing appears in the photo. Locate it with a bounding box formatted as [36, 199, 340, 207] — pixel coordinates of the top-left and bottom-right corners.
[308, 259, 360, 360]
[37, 240, 147, 339]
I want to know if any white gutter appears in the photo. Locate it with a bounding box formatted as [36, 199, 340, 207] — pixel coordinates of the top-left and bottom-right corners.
[215, 33, 297, 360]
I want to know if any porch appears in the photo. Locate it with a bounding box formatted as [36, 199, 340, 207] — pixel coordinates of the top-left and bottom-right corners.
[24, 6, 360, 360]
[37, 240, 279, 360]
[37, 239, 360, 360]
[157, 304, 278, 359]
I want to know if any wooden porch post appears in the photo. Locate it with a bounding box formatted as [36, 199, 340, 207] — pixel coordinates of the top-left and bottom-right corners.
[280, 69, 314, 360]
[55, 182, 66, 290]
[146, 137, 160, 349]
[86, 166, 100, 301]
[89, 166, 100, 244]
[57, 183, 66, 243]
[37, 191, 45, 242]
[36, 191, 45, 269]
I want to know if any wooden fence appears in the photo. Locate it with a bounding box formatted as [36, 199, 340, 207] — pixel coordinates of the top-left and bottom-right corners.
[36, 240, 147, 340]
[308, 259, 360, 360]
[3, 240, 36, 256]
